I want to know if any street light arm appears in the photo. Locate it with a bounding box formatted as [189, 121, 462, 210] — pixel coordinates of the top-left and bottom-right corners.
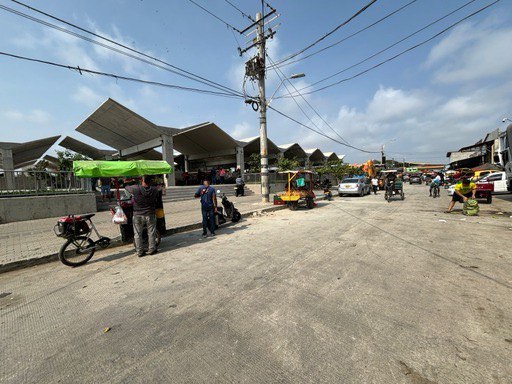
[267, 73, 305, 106]
[267, 78, 287, 107]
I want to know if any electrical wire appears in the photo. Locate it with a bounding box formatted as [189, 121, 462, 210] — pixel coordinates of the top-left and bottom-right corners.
[280, 0, 477, 95]
[7, 0, 244, 97]
[186, 0, 242, 33]
[266, 53, 352, 147]
[271, 0, 378, 67]
[224, 0, 254, 21]
[279, 0, 500, 98]
[268, 105, 380, 154]
[269, 0, 420, 69]
[0, 51, 243, 98]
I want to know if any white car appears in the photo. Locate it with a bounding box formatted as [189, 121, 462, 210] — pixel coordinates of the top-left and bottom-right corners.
[477, 171, 509, 193]
[338, 178, 370, 197]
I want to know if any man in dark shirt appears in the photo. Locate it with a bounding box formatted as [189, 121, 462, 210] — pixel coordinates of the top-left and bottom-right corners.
[194, 178, 217, 238]
[100, 177, 111, 202]
[125, 175, 159, 257]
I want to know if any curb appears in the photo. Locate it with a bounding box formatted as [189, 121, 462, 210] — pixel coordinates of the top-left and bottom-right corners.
[0, 204, 289, 274]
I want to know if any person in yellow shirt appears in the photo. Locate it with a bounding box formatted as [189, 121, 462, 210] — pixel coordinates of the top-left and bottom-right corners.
[446, 178, 476, 213]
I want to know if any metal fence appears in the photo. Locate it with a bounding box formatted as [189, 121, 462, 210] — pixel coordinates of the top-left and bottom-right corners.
[243, 172, 289, 184]
[0, 170, 89, 196]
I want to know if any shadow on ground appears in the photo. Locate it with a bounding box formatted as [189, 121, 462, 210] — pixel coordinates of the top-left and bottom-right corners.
[89, 223, 250, 264]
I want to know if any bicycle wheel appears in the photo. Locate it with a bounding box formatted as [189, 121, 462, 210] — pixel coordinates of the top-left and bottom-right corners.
[58, 236, 95, 267]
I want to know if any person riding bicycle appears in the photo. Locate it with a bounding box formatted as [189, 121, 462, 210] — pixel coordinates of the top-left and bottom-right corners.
[429, 173, 442, 196]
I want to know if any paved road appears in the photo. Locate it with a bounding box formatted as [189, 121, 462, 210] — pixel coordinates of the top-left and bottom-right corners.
[0, 194, 273, 267]
[1, 185, 511, 383]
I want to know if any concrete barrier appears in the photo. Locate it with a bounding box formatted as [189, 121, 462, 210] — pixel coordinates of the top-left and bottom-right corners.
[0, 193, 97, 223]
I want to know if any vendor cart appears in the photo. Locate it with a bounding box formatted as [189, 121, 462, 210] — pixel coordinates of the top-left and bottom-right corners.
[73, 160, 172, 243]
[277, 171, 316, 210]
[381, 170, 404, 202]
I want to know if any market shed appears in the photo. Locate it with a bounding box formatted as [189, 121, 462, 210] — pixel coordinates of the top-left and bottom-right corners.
[304, 148, 326, 167]
[59, 136, 116, 160]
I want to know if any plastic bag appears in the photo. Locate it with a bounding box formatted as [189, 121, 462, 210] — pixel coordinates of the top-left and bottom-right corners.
[112, 205, 127, 224]
[463, 199, 479, 216]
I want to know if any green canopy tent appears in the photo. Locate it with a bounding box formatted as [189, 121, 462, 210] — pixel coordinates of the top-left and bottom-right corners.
[73, 160, 172, 178]
[73, 160, 172, 203]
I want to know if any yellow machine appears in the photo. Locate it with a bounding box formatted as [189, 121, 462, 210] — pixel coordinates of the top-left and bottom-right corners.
[277, 171, 316, 210]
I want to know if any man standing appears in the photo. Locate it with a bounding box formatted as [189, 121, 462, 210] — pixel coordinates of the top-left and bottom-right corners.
[195, 178, 217, 238]
[100, 177, 111, 202]
[219, 168, 226, 184]
[371, 176, 379, 194]
[125, 175, 159, 257]
[445, 178, 476, 213]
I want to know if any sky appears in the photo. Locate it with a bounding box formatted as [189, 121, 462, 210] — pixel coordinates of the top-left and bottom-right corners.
[1, 0, 512, 164]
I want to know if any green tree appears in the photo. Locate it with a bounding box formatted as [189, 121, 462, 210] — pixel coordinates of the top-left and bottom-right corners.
[276, 156, 300, 171]
[247, 153, 261, 173]
[55, 150, 88, 171]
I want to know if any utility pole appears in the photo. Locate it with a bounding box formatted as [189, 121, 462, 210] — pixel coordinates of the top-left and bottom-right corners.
[256, 12, 269, 202]
[239, 5, 277, 203]
[381, 145, 386, 167]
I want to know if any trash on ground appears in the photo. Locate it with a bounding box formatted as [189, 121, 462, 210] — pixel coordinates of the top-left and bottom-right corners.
[438, 219, 447, 223]
[103, 327, 111, 333]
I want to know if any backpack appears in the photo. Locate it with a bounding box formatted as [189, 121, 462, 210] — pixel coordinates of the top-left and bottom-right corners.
[463, 199, 479, 216]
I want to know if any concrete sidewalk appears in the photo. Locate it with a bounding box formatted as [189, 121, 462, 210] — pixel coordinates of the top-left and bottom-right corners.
[0, 194, 283, 271]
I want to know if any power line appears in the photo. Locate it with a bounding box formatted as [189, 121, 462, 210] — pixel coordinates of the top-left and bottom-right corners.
[281, 0, 477, 95]
[266, 53, 352, 147]
[271, 0, 378, 67]
[268, 105, 380, 154]
[280, 0, 500, 98]
[270, 0, 420, 69]
[186, 0, 242, 33]
[224, 0, 254, 21]
[0, 51, 243, 98]
[267, 54, 343, 145]
[7, 0, 244, 97]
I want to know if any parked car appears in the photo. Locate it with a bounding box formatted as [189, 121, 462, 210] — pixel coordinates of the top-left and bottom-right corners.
[338, 178, 370, 197]
[476, 171, 509, 193]
[472, 170, 500, 180]
[409, 174, 422, 184]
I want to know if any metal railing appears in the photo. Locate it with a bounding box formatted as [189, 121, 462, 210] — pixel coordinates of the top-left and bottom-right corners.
[243, 172, 289, 184]
[0, 170, 89, 197]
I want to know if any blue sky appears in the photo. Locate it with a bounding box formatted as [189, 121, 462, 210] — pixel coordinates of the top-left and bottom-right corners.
[1, 0, 511, 163]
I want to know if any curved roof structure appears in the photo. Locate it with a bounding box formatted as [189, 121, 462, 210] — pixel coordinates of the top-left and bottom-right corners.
[0, 135, 60, 169]
[173, 122, 239, 155]
[304, 148, 326, 163]
[76, 98, 166, 150]
[323, 152, 339, 162]
[238, 136, 281, 157]
[60, 136, 116, 160]
[278, 143, 307, 159]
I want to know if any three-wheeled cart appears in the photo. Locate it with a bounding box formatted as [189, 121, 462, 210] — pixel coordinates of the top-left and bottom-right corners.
[277, 171, 316, 210]
[381, 170, 404, 202]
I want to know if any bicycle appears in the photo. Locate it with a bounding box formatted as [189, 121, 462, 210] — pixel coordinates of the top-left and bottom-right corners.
[54, 213, 161, 267]
[431, 183, 440, 198]
[54, 214, 110, 267]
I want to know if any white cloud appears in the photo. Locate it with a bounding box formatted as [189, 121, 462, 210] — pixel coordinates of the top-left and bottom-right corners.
[426, 20, 512, 84]
[1, 109, 52, 125]
[230, 121, 254, 139]
[366, 87, 430, 123]
[72, 86, 104, 108]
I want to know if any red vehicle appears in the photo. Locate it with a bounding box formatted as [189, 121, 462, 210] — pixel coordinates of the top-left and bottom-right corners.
[475, 180, 494, 204]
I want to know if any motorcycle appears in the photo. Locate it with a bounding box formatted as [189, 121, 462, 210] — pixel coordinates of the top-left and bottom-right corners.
[235, 184, 245, 197]
[218, 190, 242, 223]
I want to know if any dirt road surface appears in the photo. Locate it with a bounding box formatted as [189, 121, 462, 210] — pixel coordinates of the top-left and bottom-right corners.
[1, 185, 511, 383]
